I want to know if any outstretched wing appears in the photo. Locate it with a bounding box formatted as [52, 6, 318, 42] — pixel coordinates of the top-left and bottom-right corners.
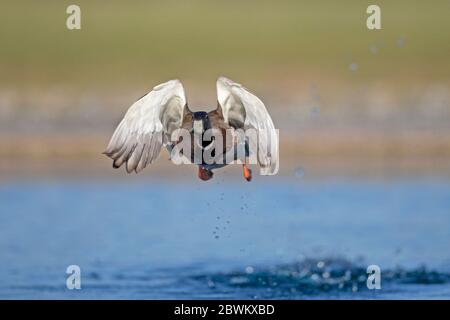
[104, 79, 187, 173]
[216, 76, 279, 175]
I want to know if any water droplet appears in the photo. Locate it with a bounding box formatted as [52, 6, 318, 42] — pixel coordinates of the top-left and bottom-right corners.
[311, 274, 320, 281]
[349, 63, 358, 72]
[369, 44, 379, 54]
[294, 166, 305, 178]
[311, 106, 320, 114]
[344, 270, 352, 281]
[245, 266, 254, 274]
[396, 37, 405, 48]
[317, 261, 325, 268]
[309, 106, 320, 119]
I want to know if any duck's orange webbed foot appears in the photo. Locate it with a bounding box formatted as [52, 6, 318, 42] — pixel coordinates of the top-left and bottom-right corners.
[198, 167, 214, 181]
[242, 164, 252, 182]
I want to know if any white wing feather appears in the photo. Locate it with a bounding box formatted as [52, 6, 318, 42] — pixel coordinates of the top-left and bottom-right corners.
[104, 79, 186, 173]
[217, 76, 279, 175]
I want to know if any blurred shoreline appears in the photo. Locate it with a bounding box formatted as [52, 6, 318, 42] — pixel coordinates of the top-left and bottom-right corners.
[1, 128, 449, 181]
[1, 82, 449, 181]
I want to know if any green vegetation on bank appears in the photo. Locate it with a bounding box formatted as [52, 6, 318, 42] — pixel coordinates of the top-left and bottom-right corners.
[0, 0, 449, 87]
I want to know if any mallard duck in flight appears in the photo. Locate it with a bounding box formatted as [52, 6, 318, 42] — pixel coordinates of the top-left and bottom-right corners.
[103, 77, 278, 181]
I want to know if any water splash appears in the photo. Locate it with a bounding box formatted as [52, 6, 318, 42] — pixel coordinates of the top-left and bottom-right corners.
[189, 258, 450, 298]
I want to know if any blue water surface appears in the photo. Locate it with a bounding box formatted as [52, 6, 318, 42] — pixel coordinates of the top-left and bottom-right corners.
[0, 179, 449, 299]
